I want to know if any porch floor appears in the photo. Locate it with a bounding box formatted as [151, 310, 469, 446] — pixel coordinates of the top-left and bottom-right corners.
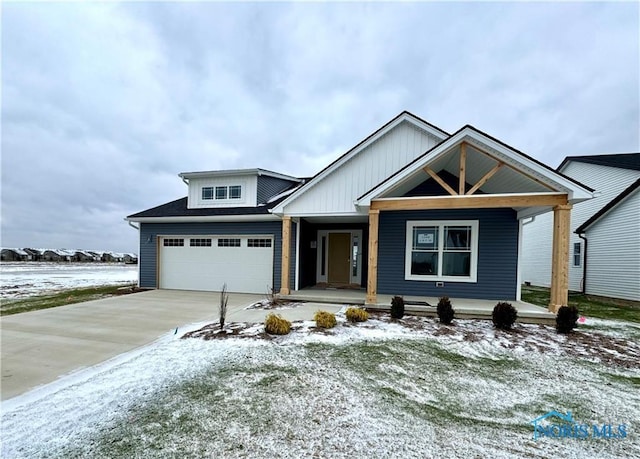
[281, 287, 555, 325]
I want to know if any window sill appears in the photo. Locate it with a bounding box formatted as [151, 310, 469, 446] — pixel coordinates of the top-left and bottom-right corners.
[405, 275, 477, 283]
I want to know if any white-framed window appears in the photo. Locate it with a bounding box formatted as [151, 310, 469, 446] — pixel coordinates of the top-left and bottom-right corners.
[202, 187, 215, 200]
[190, 238, 212, 247]
[229, 185, 242, 199]
[215, 186, 228, 200]
[247, 238, 272, 248]
[405, 220, 479, 282]
[218, 238, 241, 247]
[573, 242, 581, 267]
[163, 238, 184, 247]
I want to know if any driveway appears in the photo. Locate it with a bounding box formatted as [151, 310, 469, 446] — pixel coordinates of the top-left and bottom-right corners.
[1, 289, 342, 401]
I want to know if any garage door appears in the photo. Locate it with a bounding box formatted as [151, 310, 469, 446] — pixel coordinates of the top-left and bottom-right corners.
[159, 236, 274, 294]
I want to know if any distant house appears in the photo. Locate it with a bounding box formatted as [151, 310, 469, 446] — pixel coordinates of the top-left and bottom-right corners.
[123, 253, 138, 264]
[126, 111, 593, 312]
[24, 248, 43, 261]
[1, 248, 29, 261]
[42, 249, 75, 262]
[74, 250, 96, 262]
[522, 153, 640, 301]
[102, 252, 124, 263]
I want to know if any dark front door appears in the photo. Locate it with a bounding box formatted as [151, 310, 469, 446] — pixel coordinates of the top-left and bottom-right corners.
[328, 233, 351, 284]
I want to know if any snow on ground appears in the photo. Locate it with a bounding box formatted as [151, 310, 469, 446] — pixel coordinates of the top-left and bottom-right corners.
[2, 315, 639, 458]
[0, 262, 138, 299]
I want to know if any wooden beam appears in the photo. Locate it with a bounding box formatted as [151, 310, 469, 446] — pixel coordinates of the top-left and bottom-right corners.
[466, 162, 503, 195]
[423, 166, 458, 196]
[467, 143, 557, 191]
[459, 143, 467, 195]
[549, 204, 572, 313]
[371, 193, 568, 211]
[366, 209, 380, 305]
[280, 216, 291, 295]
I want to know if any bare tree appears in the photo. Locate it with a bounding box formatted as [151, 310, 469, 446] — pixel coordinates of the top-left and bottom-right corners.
[219, 283, 229, 329]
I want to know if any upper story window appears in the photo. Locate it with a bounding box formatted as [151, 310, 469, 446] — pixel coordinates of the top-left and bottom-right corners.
[405, 220, 479, 283]
[202, 185, 242, 201]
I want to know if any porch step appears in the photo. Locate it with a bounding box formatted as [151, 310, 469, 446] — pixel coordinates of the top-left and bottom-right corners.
[281, 294, 365, 305]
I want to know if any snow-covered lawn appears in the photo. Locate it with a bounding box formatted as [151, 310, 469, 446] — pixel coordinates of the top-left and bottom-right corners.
[2, 314, 639, 458]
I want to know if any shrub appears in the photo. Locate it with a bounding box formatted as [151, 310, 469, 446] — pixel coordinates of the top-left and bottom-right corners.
[556, 305, 579, 334]
[314, 310, 337, 329]
[437, 296, 455, 324]
[390, 296, 405, 319]
[345, 307, 369, 323]
[492, 302, 518, 330]
[264, 313, 291, 335]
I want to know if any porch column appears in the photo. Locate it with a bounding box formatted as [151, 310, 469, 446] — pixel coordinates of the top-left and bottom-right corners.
[280, 216, 291, 295]
[549, 204, 572, 313]
[366, 209, 380, 304]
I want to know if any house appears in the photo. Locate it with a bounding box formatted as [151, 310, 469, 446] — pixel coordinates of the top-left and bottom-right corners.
[1, 248, 30, 261]
[126, 112, 593, 312]
[123, 253, 138, 264]
[522, 153, 640, 301]
[42, 249, 74, 262]
[24, 248, 43, 261]
[74, 250, 96, 262]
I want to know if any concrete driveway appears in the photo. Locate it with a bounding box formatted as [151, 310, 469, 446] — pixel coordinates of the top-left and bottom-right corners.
[1, 289, 342, 401]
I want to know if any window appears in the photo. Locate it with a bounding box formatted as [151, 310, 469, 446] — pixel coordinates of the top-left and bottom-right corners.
[218, 238, 241, 247]
[229, 185, 242, 199]
[190, 238, 212, 247]
[573, 242, 581, 267]
[247, 238, 272, 248]
[215, 186, 228, 200]
[202, 187, 215, 200]
[163, 238, 184, 247]
[405, 221, 478, 282]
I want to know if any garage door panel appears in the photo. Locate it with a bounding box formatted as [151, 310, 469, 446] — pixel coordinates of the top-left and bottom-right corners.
[159, 237, 274, 294]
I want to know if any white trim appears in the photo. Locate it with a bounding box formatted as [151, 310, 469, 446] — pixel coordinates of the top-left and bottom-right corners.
[405, 220, 479, 283]
[315, 229, 363, 285]
[373, 191, 567, 204]
[294, 219, 301, 291]
[516, 218, 523, 301]
[271, 113, 448, 214]
[271, 211, 368, 218]
[127, 214, 280, 223]
[357, 128, 593, 206]
[180, 168, 301, 182]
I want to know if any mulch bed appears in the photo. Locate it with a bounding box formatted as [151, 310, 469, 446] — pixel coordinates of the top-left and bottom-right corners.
[181, 312, 639, 369]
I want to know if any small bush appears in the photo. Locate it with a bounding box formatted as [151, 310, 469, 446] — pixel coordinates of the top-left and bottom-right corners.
[437, 296, 455, 324]
[390, 296, 405, 319]
[314, 310, 337, 329]
[492, 302, 518, 330]
[556, 305, 579, 334]
[345, 307, 369, 323]
[264, 313, 291, 335]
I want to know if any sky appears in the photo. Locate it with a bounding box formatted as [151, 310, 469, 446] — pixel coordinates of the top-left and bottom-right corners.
[2, 2, 638, 253]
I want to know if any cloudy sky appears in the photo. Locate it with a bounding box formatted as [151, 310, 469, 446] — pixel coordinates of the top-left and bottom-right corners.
[2, 2, 638, 253]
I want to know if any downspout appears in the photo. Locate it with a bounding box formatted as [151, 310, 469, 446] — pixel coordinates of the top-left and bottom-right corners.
[578, 232, 588, 294]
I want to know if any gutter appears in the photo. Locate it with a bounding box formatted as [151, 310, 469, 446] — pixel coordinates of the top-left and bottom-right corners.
[577, 232, 588, 294]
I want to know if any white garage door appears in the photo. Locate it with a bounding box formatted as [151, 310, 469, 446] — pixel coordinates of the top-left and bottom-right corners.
[159, 236, 274, 294]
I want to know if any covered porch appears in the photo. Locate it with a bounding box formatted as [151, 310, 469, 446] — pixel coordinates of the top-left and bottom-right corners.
[281, 287, 555, 325]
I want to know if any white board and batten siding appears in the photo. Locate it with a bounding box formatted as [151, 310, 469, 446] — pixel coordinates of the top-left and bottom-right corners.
[186, 176, 258, 208]
[521, 161, 640, 296]
[282, 121, 442, 215]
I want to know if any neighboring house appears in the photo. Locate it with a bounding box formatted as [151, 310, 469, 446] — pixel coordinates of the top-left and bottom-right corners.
[522, 153, 640, 302]
[1, 248, 30, 261]
[24, 248, 43, 261]
[74, 250, 96, 262]
[123, 253, 138, 264]
[127, 112, 593, 311]
[42, 249, 75, 262]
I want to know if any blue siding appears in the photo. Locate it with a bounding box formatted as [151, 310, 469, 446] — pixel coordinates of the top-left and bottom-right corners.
[257, 176, 297, 205]
[139, 221, 287, 291]
[377, 209, 518, 300]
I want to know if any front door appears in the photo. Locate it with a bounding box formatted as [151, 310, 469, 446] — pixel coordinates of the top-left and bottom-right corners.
[328, 232, 351, 284]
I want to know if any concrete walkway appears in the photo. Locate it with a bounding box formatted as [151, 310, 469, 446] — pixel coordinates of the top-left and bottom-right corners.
[1, 290, 342, 401]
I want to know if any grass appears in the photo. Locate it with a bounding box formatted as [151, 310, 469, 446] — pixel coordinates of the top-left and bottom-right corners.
[0, 284, 136, 316]
[521, 285, 640, 323]
[3, 317, 639, 458]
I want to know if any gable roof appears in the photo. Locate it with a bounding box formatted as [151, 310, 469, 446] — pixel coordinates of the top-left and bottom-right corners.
[270, 111, 449, 214]
[357, 124, 594, 206]
[575, 176, 640, 233]
[558, 153, 640, 172]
